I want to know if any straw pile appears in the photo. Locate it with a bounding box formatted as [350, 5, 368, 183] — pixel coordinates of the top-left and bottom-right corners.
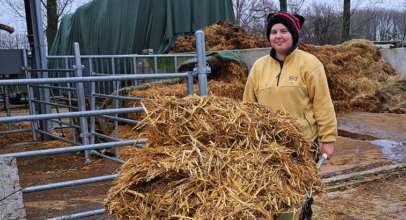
[104, 95, 323, 219]
[121, 61, 247, 121]
[169, 21, 271, 53]
[299, 40, 405, 113]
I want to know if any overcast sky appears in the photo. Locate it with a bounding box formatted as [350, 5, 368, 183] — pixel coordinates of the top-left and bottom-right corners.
[0, 0, 90, 34]
[0, 0, 404, 35]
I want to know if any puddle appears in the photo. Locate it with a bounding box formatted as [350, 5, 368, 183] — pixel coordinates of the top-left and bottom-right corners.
[371, 139, 406, 162]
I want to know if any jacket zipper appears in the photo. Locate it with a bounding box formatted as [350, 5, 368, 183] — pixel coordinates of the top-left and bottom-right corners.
[303, 113, 314, 134]
[276, 60, 283, 87]
[276, 68, 282, 86]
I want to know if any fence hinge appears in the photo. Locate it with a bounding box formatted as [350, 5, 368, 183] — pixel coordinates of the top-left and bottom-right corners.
[72, 65, 85, 70]
[80, 133, 92, 138]
[193, 63, 211, 75]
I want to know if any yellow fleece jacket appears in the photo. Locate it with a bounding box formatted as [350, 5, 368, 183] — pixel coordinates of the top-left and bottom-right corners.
[243, 47, 337, 143]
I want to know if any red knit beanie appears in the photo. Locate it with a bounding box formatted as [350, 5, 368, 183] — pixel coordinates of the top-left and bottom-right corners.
[266, 12, 305, 45]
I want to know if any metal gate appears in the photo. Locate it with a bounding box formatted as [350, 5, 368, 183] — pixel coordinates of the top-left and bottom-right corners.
[0, 31, 209, 219]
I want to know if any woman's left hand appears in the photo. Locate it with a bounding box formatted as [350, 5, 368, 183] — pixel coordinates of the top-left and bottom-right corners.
[321, 142, 334, 160]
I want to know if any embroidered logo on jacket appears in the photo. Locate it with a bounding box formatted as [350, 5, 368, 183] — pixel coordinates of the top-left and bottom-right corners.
[289, 76, 300, 82]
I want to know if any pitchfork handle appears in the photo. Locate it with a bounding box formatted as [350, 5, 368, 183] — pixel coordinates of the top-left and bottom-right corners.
[317, 153, 328, 170]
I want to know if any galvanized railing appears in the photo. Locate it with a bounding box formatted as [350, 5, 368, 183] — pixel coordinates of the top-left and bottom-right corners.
[0, 30, 209, 219]
[47, 50, 197, 96]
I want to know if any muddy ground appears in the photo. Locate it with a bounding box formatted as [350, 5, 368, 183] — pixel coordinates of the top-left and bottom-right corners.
[1, 105, 406, 219]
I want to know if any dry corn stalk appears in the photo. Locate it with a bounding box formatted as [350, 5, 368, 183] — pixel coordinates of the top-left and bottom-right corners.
[105, 95, 323, 219]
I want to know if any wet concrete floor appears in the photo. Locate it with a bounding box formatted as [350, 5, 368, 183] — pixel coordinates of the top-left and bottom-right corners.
[320, 112, 406, 176]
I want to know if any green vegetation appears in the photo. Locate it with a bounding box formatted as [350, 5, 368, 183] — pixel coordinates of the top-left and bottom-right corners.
[395, 166, 406, 172]
[329, 180, 340, 185]
[353, 175, 365, 180]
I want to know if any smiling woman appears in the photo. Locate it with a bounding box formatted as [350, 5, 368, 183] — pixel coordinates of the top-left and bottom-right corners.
[269, 23, 293, 60]
[243, 12, 338, 219]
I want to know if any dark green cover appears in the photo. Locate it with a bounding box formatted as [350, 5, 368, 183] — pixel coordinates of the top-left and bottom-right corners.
[49, 0, 236, 56]
[178, 50, 249, 76]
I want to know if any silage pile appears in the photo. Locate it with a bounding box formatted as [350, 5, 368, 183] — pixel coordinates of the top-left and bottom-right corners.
[169, 20, 271, 53]
[299, 40, 406, 113]
[104, 95, 323, 219]
[121, 61, 247, 121]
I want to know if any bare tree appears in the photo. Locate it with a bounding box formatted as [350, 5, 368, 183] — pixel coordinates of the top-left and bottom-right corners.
[233, 0, 306, 36]
[300, 2, 341, 45]
[233, 0, 278, 36]
[375, 9, 406, 41]
[1, 0, 86, 53]
[350, 8, 382, 40]
[286, 0, 305, 14]
[394, 9, 406, 41]
[0, 33, 29, 49]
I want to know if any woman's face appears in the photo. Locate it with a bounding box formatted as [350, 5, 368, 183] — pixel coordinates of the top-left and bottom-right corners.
[269, 23, 293, 54]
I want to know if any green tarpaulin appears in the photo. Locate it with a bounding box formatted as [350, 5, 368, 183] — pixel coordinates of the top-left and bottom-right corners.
[49, 0, 236, 56]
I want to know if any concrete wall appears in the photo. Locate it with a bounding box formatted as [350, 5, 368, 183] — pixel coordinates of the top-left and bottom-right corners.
[231, 47, 405, 80]
[144, 47, 405, 79]
[0, 157, 27, 220]
[379, 48, 406, 79]
[231, 48, 271, 72]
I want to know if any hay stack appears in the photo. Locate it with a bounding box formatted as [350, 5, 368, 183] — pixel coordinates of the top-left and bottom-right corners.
[104, 95, 323, 219]
[121, 61, 247, 121]
[299, 39, 405, 113]
[169, 21, 271, 53]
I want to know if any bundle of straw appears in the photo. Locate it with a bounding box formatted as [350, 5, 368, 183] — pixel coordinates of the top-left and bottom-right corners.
[105, 95, 323, 219]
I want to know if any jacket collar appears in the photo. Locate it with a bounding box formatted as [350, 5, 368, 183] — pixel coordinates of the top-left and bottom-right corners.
[269, 44, 298, 62]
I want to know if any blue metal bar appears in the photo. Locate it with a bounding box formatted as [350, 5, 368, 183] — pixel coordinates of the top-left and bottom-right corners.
[45, 209, 106, 220]
[4, 85, 12, 130]
[49, 119, 80, 129]
[30, 84, 76, 91]
[47, 54, 196, 59]
[0, 73, 191, 86]
[92, 93, 149, 101]
[100, 114, 142, 125]
[196, 30, 208, 96]
[92, 132, 122, 142]
[91, 150, 125, 164]
[0, 129, 32, 135]
[0, 107, 144, 123]
[133, 57, 138, 86]
[89, 57, 96, 146]
[73, 42, 91, 161]
[31, 99, 78, 110]
[23, 48, 38, 141]
[0, 139, 146, 158]
[23, 174, 118, 193]
[27, 69, 74, 72]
